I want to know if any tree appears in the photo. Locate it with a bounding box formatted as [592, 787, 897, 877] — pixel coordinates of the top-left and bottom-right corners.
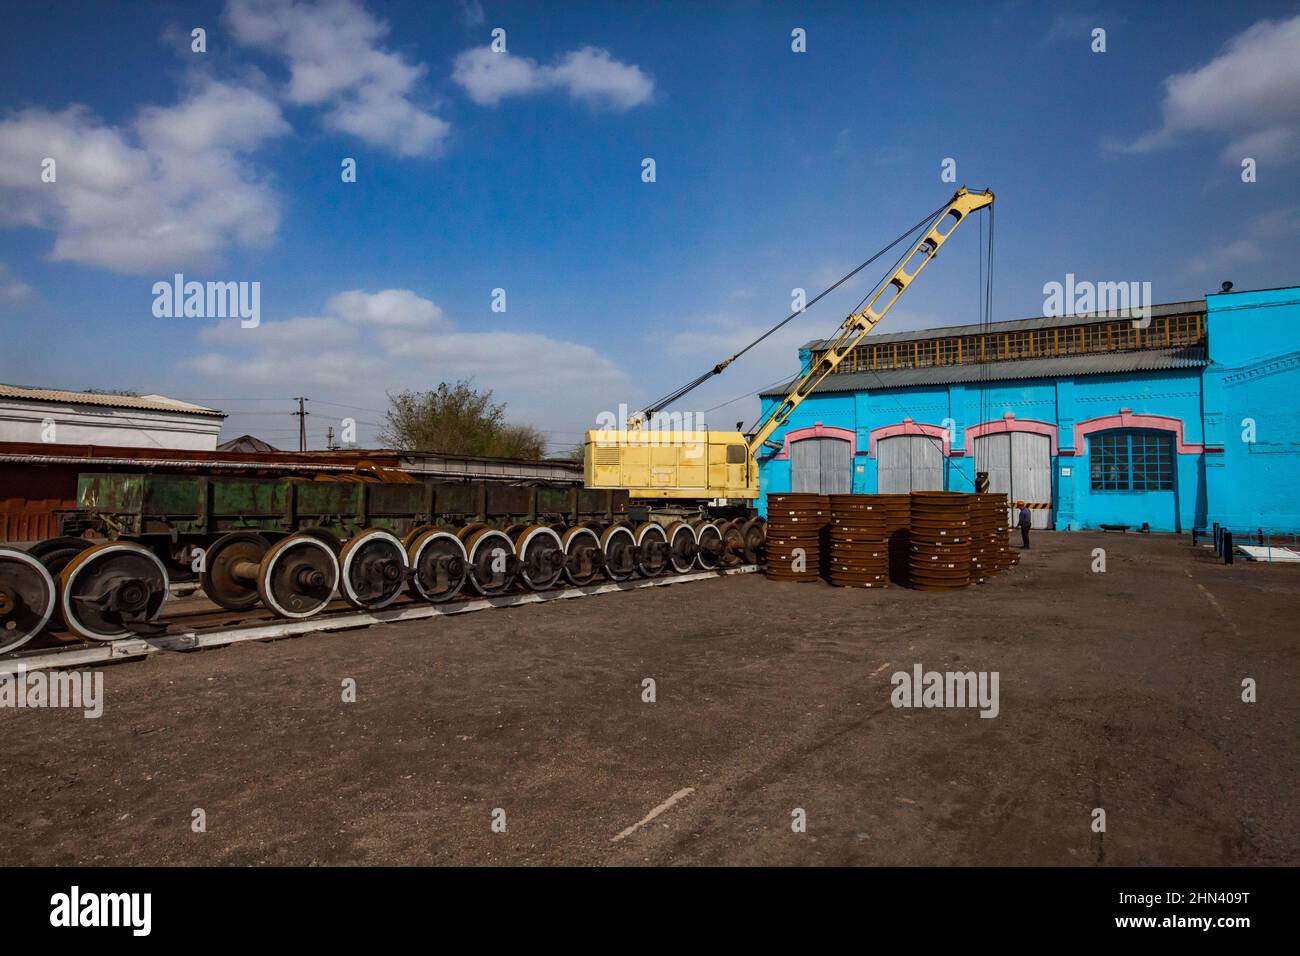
[378, 380, 547, 459]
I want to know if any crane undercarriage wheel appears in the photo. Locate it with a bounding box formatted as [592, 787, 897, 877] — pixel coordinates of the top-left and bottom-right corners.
[599, 525, 638, 582]
[257, 534, 339, 619]
[513, 525, 566, 592]
[407, 530, 468, 604]
[201, 530, 270, 611]
[692, 521, 724, 571]
[464, 528, 518, 596]
[339, 529, 408, 611]
[560, 526, 604, 586]
[634, 523, 670, 577]
[58, 541, 170, 642]
[0, 547, 58, 652]
[664, 522, 698, 574]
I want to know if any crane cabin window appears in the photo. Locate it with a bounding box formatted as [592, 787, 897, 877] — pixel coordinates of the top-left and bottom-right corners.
[726, 444, 747, 464]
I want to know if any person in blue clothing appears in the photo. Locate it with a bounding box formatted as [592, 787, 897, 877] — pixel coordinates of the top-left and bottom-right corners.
[1016, 501, 1032, 549]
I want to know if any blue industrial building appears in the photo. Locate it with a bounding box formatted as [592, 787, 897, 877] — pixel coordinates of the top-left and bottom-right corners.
[757, 286, 1300, 533]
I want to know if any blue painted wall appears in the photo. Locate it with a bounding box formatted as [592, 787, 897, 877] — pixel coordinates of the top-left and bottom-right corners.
[757, 286, 1300, 533]
[1203, 287, 1300, 531]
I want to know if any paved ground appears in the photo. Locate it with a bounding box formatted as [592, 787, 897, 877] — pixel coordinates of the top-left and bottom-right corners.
[2, 531, 1296, 866]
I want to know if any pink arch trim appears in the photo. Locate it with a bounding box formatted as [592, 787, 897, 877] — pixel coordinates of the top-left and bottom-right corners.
[964, 412, 1059, 456]
[867, 418, 952, 457]
[772, 423, 857, 461]
[1074, 411, 1204, 454]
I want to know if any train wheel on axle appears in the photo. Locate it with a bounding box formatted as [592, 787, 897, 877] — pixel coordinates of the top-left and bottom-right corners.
[407, 530, 469, 604]
[560, 526, 604, 586]
[0, 547, 58, 653]
[513, 525, 565, 591]
[464, 528, 518, 596]
[634, 523, 670, 577]
[58, 542, 170, 642]
[201, 530, 270, 611]
[599, 525, 638, 581]
[692, 521, 724, 571]
[339, 529, 408, 611]
[718, 520, 747, 567]
[664, 522, 698, 574]
[257, 534, 339, 619]
[740, 517, 766, 565]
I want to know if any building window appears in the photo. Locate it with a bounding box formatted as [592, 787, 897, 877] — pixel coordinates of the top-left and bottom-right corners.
[1090, 430, 1175, 491]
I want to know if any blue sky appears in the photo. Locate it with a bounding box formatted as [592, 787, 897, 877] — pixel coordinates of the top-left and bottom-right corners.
[1, 0, 1297, 453]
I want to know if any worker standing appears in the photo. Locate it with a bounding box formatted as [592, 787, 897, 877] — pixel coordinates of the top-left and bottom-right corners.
[1016, 501, 1032, 549]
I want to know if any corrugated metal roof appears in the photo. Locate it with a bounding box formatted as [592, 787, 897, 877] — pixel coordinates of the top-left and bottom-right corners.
[800, 299, 1206, 351]
[760, 346, 1208, 395]
[0, 384, 225, 417]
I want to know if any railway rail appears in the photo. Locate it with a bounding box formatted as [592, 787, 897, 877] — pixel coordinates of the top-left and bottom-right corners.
[0, 563, 758, 674]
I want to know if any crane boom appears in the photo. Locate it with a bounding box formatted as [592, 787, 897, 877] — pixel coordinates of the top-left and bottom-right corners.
[584, 186, 993, 505]
[746, 186, 993, 456]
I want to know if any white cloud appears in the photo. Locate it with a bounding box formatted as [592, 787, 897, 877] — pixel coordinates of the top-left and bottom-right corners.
[225, 0, 450, 157]
[1119, 12, 1300, 164]
[186, 288, 630, 445]
[452, 45, 653, 110]
[0, 80, 288, 274]
[0, 263, 33, 306]
[199, 314, 355, 348]
[327, 288, 445, 327]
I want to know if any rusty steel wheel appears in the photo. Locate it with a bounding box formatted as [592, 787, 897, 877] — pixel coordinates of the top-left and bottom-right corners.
[560, 526, 604, 586]
[633, 523, 670, 577]
[599, 525, 638, 581]
[717, 520, 747, 567]
[0, 547, 58, 652]
[402, 524, 439, 551]
[456, 523, 489, 543]
[740, 517, 766, 565]
[257, 534, 339, 619]
[407, 530, 468, 604]
[664, 522, 697, 574]
[339, 529, 408, 611]
[464, 528, 518, 596]
[513, 525, 566, 591]
[201, 530, 270, 611]
[58, 541, 170, 642]
[692, 521, 724, 571]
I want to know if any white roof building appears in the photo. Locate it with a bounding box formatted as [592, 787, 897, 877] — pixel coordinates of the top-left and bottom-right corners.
[0, 384, 226, 451]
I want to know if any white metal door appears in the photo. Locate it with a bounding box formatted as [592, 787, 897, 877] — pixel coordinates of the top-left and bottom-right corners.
[1012, 432, 1052, 529]
[791, 438, 820, 493]
[790, 437, 851, 494]
[974, 432, 1052, 528]
[877, 435, 944, 493]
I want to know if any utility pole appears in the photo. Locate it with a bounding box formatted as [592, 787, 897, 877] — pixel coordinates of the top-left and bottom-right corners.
[292, 397, 309, 452]
[326, 425, 335, 451]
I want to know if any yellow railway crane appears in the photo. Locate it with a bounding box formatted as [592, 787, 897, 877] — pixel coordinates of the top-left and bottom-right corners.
[584, 187, 994, 511]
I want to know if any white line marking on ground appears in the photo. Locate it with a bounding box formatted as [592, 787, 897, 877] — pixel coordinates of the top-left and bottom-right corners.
[1196, 584, 1242, 637]
[869, 661, 891, 678]
[611, 787, 695, 843]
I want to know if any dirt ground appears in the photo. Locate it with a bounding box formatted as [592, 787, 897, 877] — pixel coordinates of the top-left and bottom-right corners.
[2, 531, 1296, 866]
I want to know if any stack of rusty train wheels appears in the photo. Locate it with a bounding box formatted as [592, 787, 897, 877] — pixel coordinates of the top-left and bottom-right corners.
[764, 493, 827, 583]
[908, 492, 972, 592]
[826, 495, 888, 588]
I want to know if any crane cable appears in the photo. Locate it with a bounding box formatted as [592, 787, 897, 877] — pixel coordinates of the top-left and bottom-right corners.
[633, 198, 953, 422]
